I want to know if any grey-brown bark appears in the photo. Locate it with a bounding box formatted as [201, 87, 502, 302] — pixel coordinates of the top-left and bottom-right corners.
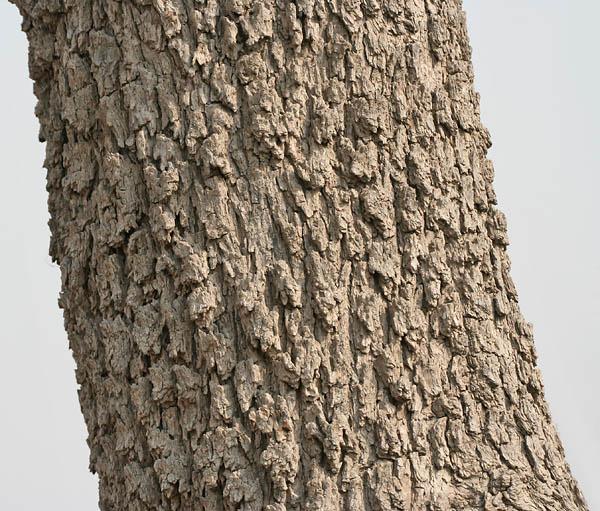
[12, 0, 588, 509]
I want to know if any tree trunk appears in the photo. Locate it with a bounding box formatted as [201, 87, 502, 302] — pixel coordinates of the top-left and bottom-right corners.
[12, 0, 587, 509]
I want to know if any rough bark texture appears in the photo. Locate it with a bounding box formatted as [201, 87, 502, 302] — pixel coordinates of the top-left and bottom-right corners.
[12, 0, 588, 510]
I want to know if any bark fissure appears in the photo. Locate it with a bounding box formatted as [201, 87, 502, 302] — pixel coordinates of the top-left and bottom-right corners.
[12, 0, 587, 509]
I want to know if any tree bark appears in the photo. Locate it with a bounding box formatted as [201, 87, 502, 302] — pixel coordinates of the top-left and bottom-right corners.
[12, 0, 588, 509]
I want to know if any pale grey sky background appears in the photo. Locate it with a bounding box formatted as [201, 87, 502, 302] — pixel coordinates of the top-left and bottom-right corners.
[0, 1, 597, 510]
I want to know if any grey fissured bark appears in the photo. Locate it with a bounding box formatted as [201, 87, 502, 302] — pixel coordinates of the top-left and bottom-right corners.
[11, 0, 588, 509]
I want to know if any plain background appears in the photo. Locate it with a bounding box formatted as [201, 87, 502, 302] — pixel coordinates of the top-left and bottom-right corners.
[0, 1, 597, 509]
